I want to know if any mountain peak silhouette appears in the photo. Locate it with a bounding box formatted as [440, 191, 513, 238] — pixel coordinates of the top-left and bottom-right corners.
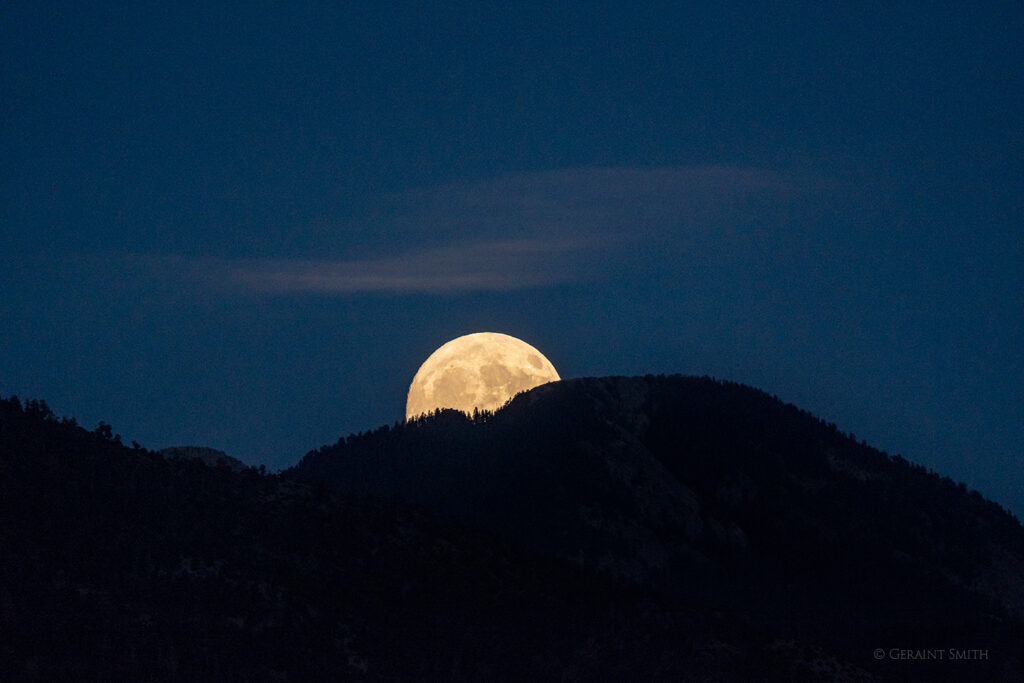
[292, 375, 1024, 676]
[3, 377, 1022, 680]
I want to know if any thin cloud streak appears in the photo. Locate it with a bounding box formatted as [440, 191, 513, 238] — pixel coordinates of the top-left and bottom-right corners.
[221, 237, 602, 294]
[117, 166, 801, 296]
[376, 165, 792, 246]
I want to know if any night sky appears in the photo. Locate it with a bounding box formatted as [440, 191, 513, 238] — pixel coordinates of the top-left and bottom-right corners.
[2, 3, 1021, 515]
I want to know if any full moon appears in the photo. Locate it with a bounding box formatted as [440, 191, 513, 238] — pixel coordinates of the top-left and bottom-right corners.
[406, 332, 560, 420]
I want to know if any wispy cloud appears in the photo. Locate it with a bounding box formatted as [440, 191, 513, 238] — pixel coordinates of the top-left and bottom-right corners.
[377, 166, 791, 245]
[118, 166, 799, 295]
[219, 236, 602, 294]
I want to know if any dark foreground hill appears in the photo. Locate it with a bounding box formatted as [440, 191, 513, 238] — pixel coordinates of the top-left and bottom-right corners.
[291, 375, 1024, 681]
[2, 393, 893, 681]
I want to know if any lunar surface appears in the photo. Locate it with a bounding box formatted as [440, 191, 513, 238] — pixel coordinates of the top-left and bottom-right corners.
[406, 332, 560, 419]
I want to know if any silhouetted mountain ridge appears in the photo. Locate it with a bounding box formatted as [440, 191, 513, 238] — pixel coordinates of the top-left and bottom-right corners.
[291, 374, 1024, 678]
[3, 376, 1022, 680]
[158, 445, 248, 472]
[2, 392, 885, 681]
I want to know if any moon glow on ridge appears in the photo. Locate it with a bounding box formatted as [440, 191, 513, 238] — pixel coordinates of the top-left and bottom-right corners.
[406, 332, 560, 420]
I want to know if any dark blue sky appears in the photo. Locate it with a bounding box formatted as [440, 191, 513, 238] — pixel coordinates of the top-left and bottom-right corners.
[2, 2, 1021, 514]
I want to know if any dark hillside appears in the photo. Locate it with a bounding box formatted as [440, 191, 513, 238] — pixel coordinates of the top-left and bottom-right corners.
[291, 375, 1024, 680]
[1, 395, 876, 681]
